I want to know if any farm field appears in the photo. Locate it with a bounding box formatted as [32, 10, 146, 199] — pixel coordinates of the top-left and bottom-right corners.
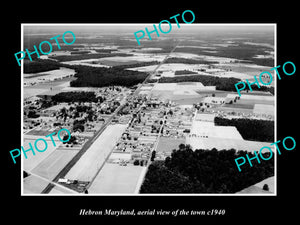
[129, 63, 207, 75]
[170, 52, 237, 63]
[172, 97, 203, 105]
[152, 82, 204, 91]
[63, 53, 165, 67]
[88, 163, 144, 194]
[212, 92, 274, 115]
[223, 103, 254, 109]
[23, 174, 50, 194]
[24, 67, 75, 80]
[31, 149, 79, 180]
[190, 120, 244, 140]
[65, 124, 127, 181]
[240, 94, 274, 101]
[24, 67, 75, 92]
[237, 98, 274, 106]
[213, 106, 254, 114]
[150, 83, 215, 99]
[150, 90, 203, 103]
[23, 135, 62, 171]
[23, 172, 76, 194]
[186, 137, 272, 153]
[147, 82, 230, 105]
[26, 127, 61, 136]
[22, 25, 276, 195]
[213, 70, 253, 80]
[48, 185, 77, 194]
[253, 104, 274, 116]
[215, 63, 272, 76]
[23, 77, 75, 99]
[92, 53, 164, 65]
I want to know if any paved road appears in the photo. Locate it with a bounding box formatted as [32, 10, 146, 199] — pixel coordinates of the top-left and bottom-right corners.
[134, 113, 167, 194]
[41, 42, 179, 194]
[133, 42, 180, 194]
[134, 41, 179, 92]
[41, 101, 125, 193]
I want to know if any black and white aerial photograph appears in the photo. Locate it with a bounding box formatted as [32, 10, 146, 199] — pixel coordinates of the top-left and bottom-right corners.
[4, 3, 299, 224]
[22, 24, 276, 195]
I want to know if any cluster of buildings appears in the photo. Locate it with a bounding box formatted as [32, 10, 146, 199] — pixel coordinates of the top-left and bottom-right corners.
[161, 106, 194, 138]
[23, 86, 131, 141]
[110, 96, 166, 166]
[208, 108, 274, 121]
[108, 95, 198, 166]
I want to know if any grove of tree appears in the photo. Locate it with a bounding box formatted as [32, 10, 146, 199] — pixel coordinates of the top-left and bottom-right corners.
[214, 117, 274, 142]
[140, 145, 274, 193]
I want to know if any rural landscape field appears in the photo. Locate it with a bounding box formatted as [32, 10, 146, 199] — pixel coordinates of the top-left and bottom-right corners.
[22, 24, 275, 195]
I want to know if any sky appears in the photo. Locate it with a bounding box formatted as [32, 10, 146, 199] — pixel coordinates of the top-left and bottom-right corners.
[23, 24, 275, 36]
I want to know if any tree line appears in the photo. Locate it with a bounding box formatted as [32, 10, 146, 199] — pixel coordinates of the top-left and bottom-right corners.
[48, 53, 133, 62]
[140, 145, 274, 193]
[244, 85, 274, 95]
[156, 75, 241, 92]
[51, 91, 103, 103]
[24, 59, 61, 73]
[164, 57, 218, 64]
[174, 70, 198, 75]
[112, 61, 159, 70]
[155, 73, 274, 95]
[70, 66, 149, 88]
[214, 117, 274, 142]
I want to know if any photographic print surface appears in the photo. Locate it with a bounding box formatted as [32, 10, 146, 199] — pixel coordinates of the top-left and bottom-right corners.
[21, 24, 276, 195]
